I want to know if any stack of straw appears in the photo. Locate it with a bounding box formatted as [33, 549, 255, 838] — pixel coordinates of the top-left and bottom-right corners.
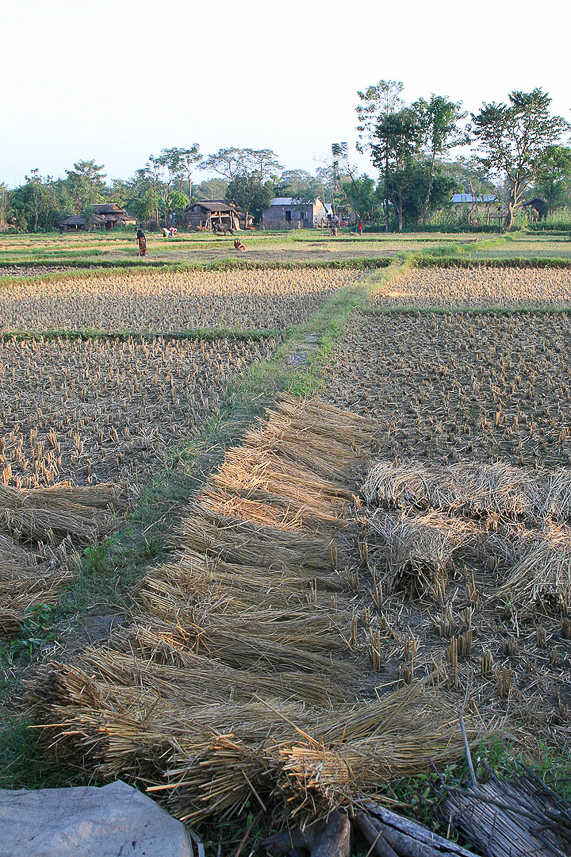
[363, 458, 571, 524]
[0, 482, 131, 636]
[29, 396, 482, 824]
[496, 522, 571, 614]
[369, 510, 476, 600]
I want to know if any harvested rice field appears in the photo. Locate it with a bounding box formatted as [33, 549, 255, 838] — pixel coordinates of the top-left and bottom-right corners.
[0, 267, 363, 332]
[375, 266, 571, 309]
[26, 398, 571, 832]
[326, 311, 571, 468]
[0, 335, 278, 488]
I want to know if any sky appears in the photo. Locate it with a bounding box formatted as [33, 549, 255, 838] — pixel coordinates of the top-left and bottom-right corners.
[1, 0, 570, 187]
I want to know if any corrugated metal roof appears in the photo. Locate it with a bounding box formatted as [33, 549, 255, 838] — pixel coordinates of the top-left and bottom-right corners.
[451, 193, 497, 203]
[270, 197, 321, 206]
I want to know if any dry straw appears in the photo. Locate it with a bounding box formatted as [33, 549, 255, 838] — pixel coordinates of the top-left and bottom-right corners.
[28, 396, 483, 823]
[369, 510, 476, 600]
[0, 482, 130, 635]
[496, 522, 571, 614]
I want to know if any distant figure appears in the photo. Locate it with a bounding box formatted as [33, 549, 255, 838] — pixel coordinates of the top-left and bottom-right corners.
[234, 239, 246, 251]
[531, 208, 539, 223]
[162, 227, 169, 237]
[169, 227, 177, 237]
[357, 218, 364, 236]
[137, 228, 147, 256]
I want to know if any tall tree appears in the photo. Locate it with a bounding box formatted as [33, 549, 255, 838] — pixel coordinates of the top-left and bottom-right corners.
[470, 88, 570, 229]
[24, 169, 54, 230]
[200, 148, 282, 182]
[177, 145, 202, 199]
[356, 79, 404, 230]
[534, 145, 571, 211]
[412, 94, 466, 227]
[225, 173, 275, 227]
[64, 160, 108, 211]
[372, 108, 421, 231]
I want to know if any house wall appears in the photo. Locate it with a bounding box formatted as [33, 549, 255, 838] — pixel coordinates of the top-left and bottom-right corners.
[262, 205, 314, 229]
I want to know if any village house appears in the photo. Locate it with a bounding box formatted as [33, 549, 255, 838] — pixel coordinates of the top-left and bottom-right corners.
[183, 200, 252, 231]
[58, 203, 136, 231]
[262, 198, 328, 229]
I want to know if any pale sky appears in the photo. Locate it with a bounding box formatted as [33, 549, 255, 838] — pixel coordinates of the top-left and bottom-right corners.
[2, 0, 569, 187]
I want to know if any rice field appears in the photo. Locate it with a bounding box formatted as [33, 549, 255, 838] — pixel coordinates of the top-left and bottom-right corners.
[0, 335, 278, 488]
[326, 311, 571, 468]
[0, 268, 363, 332]
[374, 266, 571, 309]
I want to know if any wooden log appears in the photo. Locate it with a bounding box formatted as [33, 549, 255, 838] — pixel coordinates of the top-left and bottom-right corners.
[263, 811, 351, 857]
[361, 803, 477, 857]
[352, 813, 399, 857]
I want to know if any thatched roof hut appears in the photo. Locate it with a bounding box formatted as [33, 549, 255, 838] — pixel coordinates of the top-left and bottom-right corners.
[58, 203, 136, 231]
[183, 201, 252, 232]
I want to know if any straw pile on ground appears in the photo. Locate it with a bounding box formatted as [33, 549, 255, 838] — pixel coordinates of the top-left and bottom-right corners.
[363, 456, 571, 615]
[362, 460, 538, 521]
[0, 482, 130, 636]
[28, 397, 483, 824]
[369, 510, 477, 600]
[496, 522, 571, 615]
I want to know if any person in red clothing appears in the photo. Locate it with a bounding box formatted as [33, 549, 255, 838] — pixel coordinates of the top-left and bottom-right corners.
[136, 228, 147, 256]
[234, 238, 246, 251]
[357, 218, 364, 235]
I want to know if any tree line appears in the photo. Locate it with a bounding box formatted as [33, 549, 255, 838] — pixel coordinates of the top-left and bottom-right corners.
[1, 83, 569, 232]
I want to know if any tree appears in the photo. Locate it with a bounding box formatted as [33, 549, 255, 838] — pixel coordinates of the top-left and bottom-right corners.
[0, 182, 9, 227]
[470, 88, 570, 229]
[194, 178, 228, 201]
[276, 169, 324, 204]
[387, 161, 457, 228]
[225, 173, 275, 227]
[340, 175, 381, 224]
[128, 189, 159, 224]
[64, 160, 108, 211]
[24, 169, 54, 230]
[534, 145, 571, 210]
[372, 109, 422, 231]
[356, 79, 404, 230]
[200, 148, 282, 182]
[412, 94, 466, 227]
[164, 145, 202, 199]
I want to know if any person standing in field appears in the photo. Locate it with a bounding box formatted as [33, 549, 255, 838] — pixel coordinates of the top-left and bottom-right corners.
[137, 228, 147, 256]
[357, 218, 364, 235]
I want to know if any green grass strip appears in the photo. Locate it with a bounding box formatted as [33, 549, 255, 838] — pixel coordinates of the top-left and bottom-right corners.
[0, 327, 282, 343]
[411, 256, 571, 268]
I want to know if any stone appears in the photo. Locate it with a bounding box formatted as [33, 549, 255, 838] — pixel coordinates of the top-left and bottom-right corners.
[0, 779, 192, 857]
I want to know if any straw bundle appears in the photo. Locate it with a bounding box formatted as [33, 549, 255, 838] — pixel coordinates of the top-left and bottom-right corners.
[0, 532, 72, 637]
[362, 460, 452, 510]
[448, 462, 534, 520]
[28, 397, 484, 825]
[178, 503, 340, 574]
[496, 522, 571, 614]
[0, 482, 130, 542]
[534, 466, 571, 521]
[369, 510, 476, 599]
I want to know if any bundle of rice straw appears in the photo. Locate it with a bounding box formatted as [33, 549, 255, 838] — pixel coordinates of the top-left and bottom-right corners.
[0, 533, 72, 636]
[178, 503, 343, 574]
[0, 482, 130, 542]
[362, 459, 539, 522]
[155, 682, 482, 823]
[361, 460, 452, 510]
[369, 510, 476, 599]
[495, 522, 571, 614]
[27, 397, 484, 825]
[448, 462, 535, 520]
[533, 467, 571, 521]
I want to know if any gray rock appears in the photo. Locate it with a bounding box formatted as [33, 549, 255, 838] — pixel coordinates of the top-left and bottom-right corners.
[0, 779, 192, 857]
